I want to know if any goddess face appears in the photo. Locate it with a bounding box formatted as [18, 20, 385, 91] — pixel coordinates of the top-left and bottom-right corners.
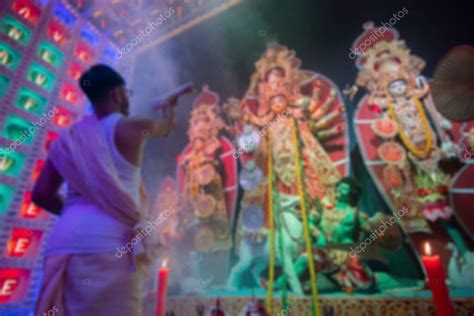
[388, 79, 407, 97]
[270, 95, 288, 114]
[193, 137, 205, 151]
[266, 67, 285, 88]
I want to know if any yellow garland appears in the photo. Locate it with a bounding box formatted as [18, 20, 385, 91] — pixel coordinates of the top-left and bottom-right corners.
[291, 119, 321, 316]
[388, 97, 433, 159]
[189, 156, 199, 196]
[266, 131, 276, 314]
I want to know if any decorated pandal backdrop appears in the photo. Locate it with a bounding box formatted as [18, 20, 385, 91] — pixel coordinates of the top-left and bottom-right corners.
[0, 0, 474, 316]
[152, 27, 474, 316]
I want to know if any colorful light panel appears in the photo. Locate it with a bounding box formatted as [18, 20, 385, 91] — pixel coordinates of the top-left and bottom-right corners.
[0, 183, 14, 216]
[12, 0, 42, 25]
[0, 16, 32, 46]
[30, 159, 45, 181]
[0, 42, 21, 70]
[52, 106, 74, 128]
[53, 2, 76, 27]
[1, 115, 35, 145]
[7, 230, 32, 257]
[0, 269, 30, 303]
[68, 62, 83, 80]
[26, 62, 56, 91]
[46, 20, 68, 46]
[75, 41, 94, 64]
[0, 148, 25, 177]
[15, 87, 47, 115]
[19, 191, 43, 219]
[44, 131, 58, 151]
[0, 74, 10, 98]
[80, 26, 99, 46]
[37, 41, 63, 68]
[60, 83, 79, 104]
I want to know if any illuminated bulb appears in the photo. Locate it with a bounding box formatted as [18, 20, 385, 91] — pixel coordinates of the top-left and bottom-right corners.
[8, 28, 22, 41]
[33, 72, 46, 85]
[0, 156, 14, 172]
[71, 71, 80, 80]
[23, 98, 37, 110]
[57, 116, 67, 126]
[41, 50, 53, 64]
[77, 51, 88, 62]
[18, 7, 31, 19]
[25, 204, 39, 217]
[53, 31, 63, 43]
[424, 242, 432, 256]
[64, 91, 75, 102]
[0, 51, 11, 66]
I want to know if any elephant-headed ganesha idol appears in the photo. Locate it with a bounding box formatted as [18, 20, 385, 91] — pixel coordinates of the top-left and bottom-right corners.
[224, 44, 350, 296]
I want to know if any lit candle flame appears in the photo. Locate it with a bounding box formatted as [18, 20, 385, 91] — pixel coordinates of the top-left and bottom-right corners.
[162, 257, 168, 268]
[424, 242, 432, 256]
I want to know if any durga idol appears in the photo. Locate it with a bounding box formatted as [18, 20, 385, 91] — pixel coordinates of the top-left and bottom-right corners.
[225, 44, 349, 314]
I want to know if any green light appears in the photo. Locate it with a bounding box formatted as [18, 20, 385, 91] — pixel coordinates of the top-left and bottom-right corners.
[0, 74, 9, 98]
[15, 87, 47, 115]
[0, 16, 32, 46]
[38, 41, 63, 68]
[1, 115, 35, 145]
[26, 62, 56, 92]
[0, 148, 25, 177]
[0, 183, 14, 215]
[0, 41, 21, 70]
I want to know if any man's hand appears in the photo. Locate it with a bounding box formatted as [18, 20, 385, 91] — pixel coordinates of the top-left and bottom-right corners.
[151, 82, 194, 111]
[162, 107, 176, 137]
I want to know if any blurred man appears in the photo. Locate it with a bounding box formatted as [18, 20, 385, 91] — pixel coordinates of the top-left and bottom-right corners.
[33, 64, 177, 316]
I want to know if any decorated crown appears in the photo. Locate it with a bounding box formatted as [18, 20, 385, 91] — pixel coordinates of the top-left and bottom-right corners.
[352, 21, 399, 68]
[352, 22, 426, 90]
[188, 86, 224, 141]
[251, 44, 302, 108]
[192, 85, 219, 109]
[254, 43, 300, 81]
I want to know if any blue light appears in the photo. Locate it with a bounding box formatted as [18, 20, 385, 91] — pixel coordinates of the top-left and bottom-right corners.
[103, 46, 117, 62]
[37, 0, 50, 6]
[53, 3, 77, 27]
[80, 27, 99, 45]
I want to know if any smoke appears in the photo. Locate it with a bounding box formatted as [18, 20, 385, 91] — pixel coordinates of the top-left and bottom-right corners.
[119, 1, 276, 292]
[123, 1, 274, 202]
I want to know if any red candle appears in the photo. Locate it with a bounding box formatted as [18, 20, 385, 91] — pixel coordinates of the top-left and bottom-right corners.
[421, 242, 455, 316]
[156, 258, 169, 316]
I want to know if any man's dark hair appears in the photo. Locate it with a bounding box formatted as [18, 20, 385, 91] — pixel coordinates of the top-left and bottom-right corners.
[79, 64, 125, 102]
